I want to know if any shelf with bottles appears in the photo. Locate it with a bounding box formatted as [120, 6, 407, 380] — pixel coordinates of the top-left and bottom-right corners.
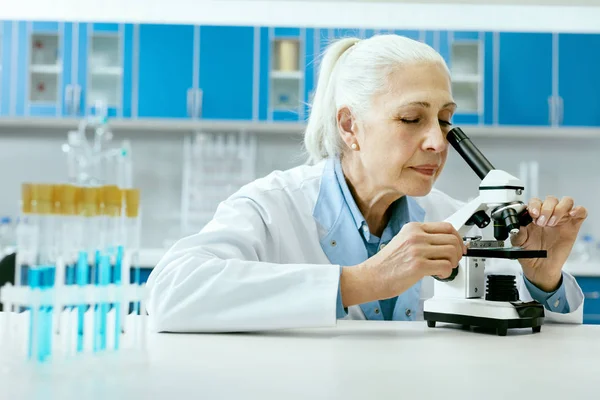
[29, 33, 62, 104]
[88, 34, 122, 109]
[271, 38, 302, 111]
[450, 41, 482, 114]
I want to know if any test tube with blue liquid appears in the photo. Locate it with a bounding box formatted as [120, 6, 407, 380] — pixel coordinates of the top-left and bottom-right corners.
[124, 189, 141, 318]
[102, 185, 124, 350]
[28, 184, 57, 362]
[76, 187, 98, 353]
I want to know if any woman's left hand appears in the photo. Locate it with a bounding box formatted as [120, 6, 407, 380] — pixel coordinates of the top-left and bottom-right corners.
[510, 196, 587, 292]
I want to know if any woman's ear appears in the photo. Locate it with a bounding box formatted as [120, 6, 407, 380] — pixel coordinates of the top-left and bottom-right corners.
[337, 106, 360, 151]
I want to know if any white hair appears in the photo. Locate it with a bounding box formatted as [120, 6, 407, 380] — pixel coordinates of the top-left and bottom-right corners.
[304, 34, 450, 164]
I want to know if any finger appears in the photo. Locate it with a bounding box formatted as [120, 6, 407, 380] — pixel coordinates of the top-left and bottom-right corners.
[421, 245, 462, 268]
[537, 195, 559, 227]
[527, 197, 543, 218]
[421, 222, 456, 234]
[569, 205, 588, 220]
[426, 233, 466, 258]
[510, 225, 529, 247]
[427, 260, 455, 280]
[547, 196, 574, 226]
[422, 223, 465, 253]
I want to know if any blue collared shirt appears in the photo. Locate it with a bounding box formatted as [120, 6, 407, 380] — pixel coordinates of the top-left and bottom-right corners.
[321, 157, 570, 320]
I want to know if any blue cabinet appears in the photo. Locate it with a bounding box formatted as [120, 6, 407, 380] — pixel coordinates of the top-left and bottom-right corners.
[437, 31, 496, 126]
[0, 21, 14, 116]
[260, 27, 307, 122]
[137, 24, 195, 119]
[558, 33, 600, 127]
[74, 23, 134, 118]
[199, 26, 254, 120]
[574, 277, 600, 325]
[13, 21, 134, 119]
[498, 32, 553, 126]
[15, 21, 72, 117]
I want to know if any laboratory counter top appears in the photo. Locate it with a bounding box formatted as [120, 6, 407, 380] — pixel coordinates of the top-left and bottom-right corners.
[1, 316, 600, 400]
[138, 247, 600, 277]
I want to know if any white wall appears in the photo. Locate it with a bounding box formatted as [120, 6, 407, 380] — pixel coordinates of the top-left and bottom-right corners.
[0, 129, 598, 249]
[2, 0, 600, 32]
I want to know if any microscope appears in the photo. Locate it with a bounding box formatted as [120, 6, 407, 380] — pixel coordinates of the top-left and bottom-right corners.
[423, 127, 546, 336]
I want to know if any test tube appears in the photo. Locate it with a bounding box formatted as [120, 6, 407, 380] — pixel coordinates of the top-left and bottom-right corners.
[60, 184, 79, 354]
[124, 188, 143, 348]
[52, 184, 65, 306]
[15, 183, 34, 289]
[103, 185, 123, 350]
[75, 187, 97, 353]
[96, 185, 119, 351]
[92, 186, 106, 352]
[30, 184, 56, 362]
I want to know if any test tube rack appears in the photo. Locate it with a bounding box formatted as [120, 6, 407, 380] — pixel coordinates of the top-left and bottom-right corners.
[0, 281, 148, 363]
[0, 183, 147, 374]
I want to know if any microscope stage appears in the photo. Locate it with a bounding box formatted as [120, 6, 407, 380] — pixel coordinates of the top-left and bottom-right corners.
[423, 298, 544, 336]
[466, 247, 547, 259]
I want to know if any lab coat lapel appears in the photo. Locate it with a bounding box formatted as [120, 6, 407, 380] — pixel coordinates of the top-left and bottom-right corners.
[313, 159, 373, 317]
[313, 159, 368, 267]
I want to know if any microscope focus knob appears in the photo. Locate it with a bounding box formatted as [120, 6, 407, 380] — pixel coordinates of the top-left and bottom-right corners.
[466, 210, 491, 229]
[519, 209, 534, 227]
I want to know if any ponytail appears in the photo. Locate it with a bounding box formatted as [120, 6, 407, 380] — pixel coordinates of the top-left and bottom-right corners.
[304, 37, 359, 164]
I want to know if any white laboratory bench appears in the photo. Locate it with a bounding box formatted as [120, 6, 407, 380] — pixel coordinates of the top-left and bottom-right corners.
[1, 317, 599, 400]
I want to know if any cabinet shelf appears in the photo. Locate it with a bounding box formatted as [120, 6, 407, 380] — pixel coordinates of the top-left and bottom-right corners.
[30, 64, 62, 74]
[90, 66, 123, 76]
[271, 71, 303, 80]
[452, 74, 481, 83]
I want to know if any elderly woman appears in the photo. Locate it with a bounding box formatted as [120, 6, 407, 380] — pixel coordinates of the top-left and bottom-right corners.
[146, 35, 586, 332]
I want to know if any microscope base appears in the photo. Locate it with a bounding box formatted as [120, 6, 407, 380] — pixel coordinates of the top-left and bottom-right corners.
[423, 298, 544, 336]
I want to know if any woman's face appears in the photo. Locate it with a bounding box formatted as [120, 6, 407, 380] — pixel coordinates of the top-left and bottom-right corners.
[344, 62, 456, 198]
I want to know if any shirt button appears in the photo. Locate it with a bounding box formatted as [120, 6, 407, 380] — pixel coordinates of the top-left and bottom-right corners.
[405, 308, 412, 317]
[374, 308, 380, 315]
[379, 242, 387, 251]
[554, 298, 561, 308]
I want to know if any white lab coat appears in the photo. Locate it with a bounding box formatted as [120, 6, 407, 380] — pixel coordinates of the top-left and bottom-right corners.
[146, 160, 584, 332]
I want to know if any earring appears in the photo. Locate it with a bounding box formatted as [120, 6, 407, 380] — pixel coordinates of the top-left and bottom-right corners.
[351, 143, 358, 150]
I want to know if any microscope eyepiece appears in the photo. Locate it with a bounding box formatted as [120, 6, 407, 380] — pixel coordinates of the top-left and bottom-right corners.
[447, 127, 495, 180]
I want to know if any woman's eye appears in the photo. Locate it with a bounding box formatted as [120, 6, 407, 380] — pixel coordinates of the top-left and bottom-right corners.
[439, 120, 452, 127]
[400, 118, 420, 124]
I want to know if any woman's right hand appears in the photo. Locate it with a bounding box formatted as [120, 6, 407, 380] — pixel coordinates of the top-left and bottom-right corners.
[340, 222, 466, 307]
[373, 222, 466, 298]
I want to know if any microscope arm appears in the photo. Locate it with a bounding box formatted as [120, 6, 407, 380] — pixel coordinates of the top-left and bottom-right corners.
[445, 196, 489, 238]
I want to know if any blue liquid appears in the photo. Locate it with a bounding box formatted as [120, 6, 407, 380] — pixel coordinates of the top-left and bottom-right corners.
[40, 265, 55, 362]
[113, 245, 124, 350]
[76, 251, 89, 353]
[97, 254, 111, 351]
[27, 268, 41, 361]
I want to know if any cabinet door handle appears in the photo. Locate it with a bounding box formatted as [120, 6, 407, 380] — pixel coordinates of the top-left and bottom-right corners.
[65, 84, 73, 115]
[187, 88, 194, 118]
[584, 291, 600, 300]
[195, 89, 203, 119]
[557, 95, 564, 125]
[73, 85, 82, 115]
[548, 95, 556, 126]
